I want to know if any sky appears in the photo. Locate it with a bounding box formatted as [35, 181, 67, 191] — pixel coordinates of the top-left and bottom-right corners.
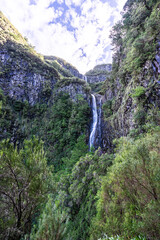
[0, 0, 126, 74]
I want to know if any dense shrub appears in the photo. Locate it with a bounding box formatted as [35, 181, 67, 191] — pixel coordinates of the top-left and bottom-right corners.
[0, 138, 53, 240]
[91, 130, 160, 240]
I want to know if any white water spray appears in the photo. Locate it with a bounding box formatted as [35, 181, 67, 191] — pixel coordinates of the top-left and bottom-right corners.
[89, 94, 98, 150]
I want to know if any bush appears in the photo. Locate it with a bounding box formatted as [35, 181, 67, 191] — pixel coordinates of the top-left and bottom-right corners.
[29, 195, 68, 240]
[0, 138, 53, 240]
[91, 130, 160, 240]
[134, 108, 146, 125]
[102, 100, 113, 119]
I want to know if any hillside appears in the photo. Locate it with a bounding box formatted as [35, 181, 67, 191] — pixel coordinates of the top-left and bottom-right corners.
[0, 1, 160, 240]
[0, 11, 90, 104]
[100, 0, 160, 150]
[0, 10, 91, 169]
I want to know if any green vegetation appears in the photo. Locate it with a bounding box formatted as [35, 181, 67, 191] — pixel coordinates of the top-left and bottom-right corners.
[102, 100, 114, 119]
[29, 195, 68, 240]
[0, 89, 90, 170]
[0, 138, 53, 240]
[58, 150, 113, 240]
[45, 56, 80, 74]
[131, 86, 146, 98]
[111, 0, 160, 81]
[90, 130, 160, 240]
[44, 93, 90, 170]
[0, 89, 91, 239]
[45, 58, 74, 78]
[86, 64, 111, 76]
[0, 1, 160, 240]
[56, 76, 91, 93]
[89, 82, 104, 93]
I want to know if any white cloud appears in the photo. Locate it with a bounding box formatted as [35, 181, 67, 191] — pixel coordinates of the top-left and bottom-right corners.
[116, 0, 126, 12]
[0, 0, 126, 73]
[57, 0, 64, 4]
[65, 0, 83, 7]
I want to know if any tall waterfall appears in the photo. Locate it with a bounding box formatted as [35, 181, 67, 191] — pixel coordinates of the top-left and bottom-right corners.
[84, 75, 87, 82]
[98, 97, 102, 147]
[89, 94, 98, 150]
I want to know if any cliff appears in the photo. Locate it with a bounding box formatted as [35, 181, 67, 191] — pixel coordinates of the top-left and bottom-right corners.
[44, 55, 84, 79]
[85, 64, 111, 84]
[0, 12, 90, 105]
[0, 2, 160, 240]
[100, 1, 160, 150]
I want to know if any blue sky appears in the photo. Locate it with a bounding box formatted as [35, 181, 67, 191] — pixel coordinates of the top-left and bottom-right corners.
[0, 0, 126, 74]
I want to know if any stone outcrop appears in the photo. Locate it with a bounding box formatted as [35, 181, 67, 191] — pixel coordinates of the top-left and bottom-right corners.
[85, 64, 112, 84]
[56, 80, 90, 102]
[44, 56, 84, 79]
[101, 59, 160, 151]
[0, 46, 59, 105]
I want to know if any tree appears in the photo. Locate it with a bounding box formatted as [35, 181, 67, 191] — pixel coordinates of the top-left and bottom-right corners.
[0, 137, 53, 240]
[62, 134, 89, 172]
[91, 130, 160, 239]
[29, 195, 68, 240]
[58, 150, 113, 240]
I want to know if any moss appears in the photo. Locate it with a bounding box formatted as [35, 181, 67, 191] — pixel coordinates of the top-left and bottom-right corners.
[131, 86, 146, 98]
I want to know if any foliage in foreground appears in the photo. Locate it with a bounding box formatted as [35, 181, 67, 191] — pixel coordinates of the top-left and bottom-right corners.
[58, 150, 113, 240]
[98, 234, 146, 240]
[90, 129, 160, 240]
[0, 138, 53, 240]
[29, 195, 68, 240]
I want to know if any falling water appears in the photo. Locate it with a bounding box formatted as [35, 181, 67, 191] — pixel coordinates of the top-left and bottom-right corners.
[84, 75, 87, 82]
[89, 94, 98, 150]
[98, 97, 102, 147]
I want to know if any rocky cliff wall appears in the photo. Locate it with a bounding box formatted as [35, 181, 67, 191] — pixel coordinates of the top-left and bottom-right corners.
[44, 56, 84, 79]
[101, 59, 160, 151]
[56, 79, 90, 102]
[85, 64, 112, 84]
[0, 45, 59, 105]
[0, 12, 90, 105]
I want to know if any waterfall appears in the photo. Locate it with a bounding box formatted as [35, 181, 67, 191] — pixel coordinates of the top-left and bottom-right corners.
[98, 97, 102, 147]
[89, 94, 98, 150]
[84, 75, 87, 82]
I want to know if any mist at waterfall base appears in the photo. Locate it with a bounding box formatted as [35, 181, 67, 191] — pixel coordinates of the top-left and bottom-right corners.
[89, 94, 98, 150]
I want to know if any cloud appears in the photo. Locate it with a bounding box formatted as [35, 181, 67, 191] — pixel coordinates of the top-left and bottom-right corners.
[0, 0, 126, 74]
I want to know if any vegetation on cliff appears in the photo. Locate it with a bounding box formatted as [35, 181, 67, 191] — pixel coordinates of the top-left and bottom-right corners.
[0, 0, 160, 240]
[100, 0, 160, 137]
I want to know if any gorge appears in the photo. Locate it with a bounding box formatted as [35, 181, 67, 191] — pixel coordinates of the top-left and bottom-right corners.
[0, 1, 160, 240]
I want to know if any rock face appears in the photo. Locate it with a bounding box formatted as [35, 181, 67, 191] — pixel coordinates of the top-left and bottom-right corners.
[44, 56, 84, 79]
[101, 60, 160, 151]
[56, 80, 90, 102]
[0, 12, 90, 105]
[0, 47, 59, 105]
[85, 64, 112, 84]
[94, 64, 112, 72]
